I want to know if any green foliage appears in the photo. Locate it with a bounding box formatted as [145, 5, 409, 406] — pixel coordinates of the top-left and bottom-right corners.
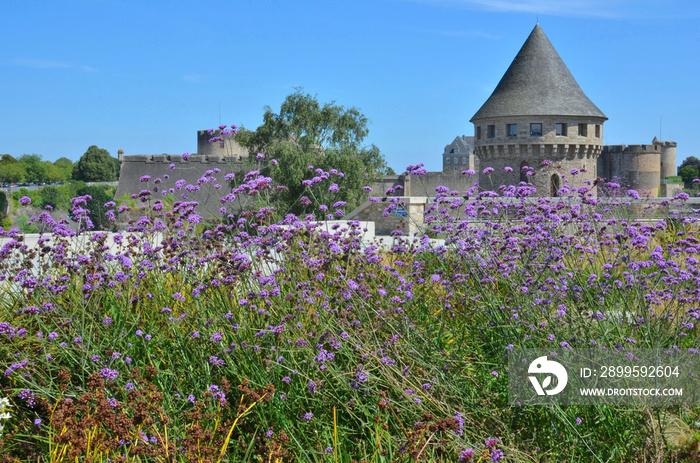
[54, 157, 74, 182]
[679, 156, 700, 173]
[0, 158, 26, 183]
[38, 185, 71, 210]
[15, 213, 39, 233]
[73, 145, 118, 182]
[237, 89, 390, 216]
[19, 153, 50, 183]
[0, 190, 6, 217]
[75, 185, 116, 230]
[678, 165, 699, 186]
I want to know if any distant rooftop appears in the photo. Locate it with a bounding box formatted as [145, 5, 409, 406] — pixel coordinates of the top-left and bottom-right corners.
[471, 24, 607, 121]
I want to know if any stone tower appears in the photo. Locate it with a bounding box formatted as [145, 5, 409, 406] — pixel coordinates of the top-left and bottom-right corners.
[196, 129, 249, 159]
[652, 136, 677, 181]
[471, 24, 607, 196]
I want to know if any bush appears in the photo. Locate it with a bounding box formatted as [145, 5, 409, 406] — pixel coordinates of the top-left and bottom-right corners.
[38, 185, 70, 210]
[75, 185, 115, 230]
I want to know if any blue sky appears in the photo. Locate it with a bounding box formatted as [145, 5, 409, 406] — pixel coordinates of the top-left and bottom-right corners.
[1, 0, 699, 173]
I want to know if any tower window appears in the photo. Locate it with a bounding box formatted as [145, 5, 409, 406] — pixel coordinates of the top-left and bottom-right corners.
[595, 125, 601, 138]
[530, 123, 542, 137]
[446, 157, 451, 164]
[476, 127, 482, 140]
[578, 123, 588, 137]
[556, 123, 567, 136]
[487, 125, 495, 138]
[462, 156, 467, 164]
[507, 124, 517, 137]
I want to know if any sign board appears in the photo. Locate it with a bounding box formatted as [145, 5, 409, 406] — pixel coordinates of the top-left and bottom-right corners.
[391, 206, 407, 218]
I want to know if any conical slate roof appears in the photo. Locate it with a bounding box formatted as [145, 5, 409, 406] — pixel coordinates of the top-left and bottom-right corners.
[471, 24, 607, 121]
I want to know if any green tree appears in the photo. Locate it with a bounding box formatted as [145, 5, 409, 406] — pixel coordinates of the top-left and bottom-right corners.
[678, 165, 699, 187]
[237, 89, 390, 215]
[0, 162, 26, 183]
[679, 156, 700, 173]
[54, 157, 74, 182]
[19, 154, 50, 183]
[73, 146, 117, 182]
[39, 185, 70, 210]
[75, 185, 115, 230]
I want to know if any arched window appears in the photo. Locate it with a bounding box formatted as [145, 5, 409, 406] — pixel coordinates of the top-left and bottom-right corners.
[520, 161, 529, 183]
[550, 174, 560, 197]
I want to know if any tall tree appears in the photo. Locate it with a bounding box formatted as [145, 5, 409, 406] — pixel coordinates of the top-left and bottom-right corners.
[678, 165, 699, 187]
[54, 157, 74, 182]
[19, 154, 50, 183]
[0, 155, 26, 183]
[73, 146, 117, 182]
[236, 89, 390, 216]
[679, 156, 700, 173]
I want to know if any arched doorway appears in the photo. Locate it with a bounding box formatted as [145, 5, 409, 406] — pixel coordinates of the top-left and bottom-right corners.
[550, 174, 560, 197]
[520, 161, 529, 183]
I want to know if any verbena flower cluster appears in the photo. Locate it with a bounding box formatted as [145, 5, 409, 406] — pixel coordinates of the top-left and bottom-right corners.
[1, 140, 699, 461]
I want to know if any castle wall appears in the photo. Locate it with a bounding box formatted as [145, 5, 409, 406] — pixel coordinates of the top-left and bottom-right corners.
[599, 144, 661, 197]
[473, 116, 604, 195]
[115, 154, 247, 217]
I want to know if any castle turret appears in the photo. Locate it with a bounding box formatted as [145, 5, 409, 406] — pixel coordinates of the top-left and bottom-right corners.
[197, 129, 249, 159]
[653, 136, 677, 180]
[471, 24, 607, 196]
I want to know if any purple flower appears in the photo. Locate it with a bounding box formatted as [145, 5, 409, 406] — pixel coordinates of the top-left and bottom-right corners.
[302, 412, 313, 421]
[576, 417, 582, 425]
[34, 418, 42, 426]
[458, 449, 475, 461]
[99, 368, 119, 380]
[19, 196, 31, 206]
[188, 394, 195, 403]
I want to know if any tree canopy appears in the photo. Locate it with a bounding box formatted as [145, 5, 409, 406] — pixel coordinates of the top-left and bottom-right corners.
[73, 146, 118, 182]
[679, 156, 700, 174]
[678, 165, 699, 187]
[236, 89, 392, 216]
